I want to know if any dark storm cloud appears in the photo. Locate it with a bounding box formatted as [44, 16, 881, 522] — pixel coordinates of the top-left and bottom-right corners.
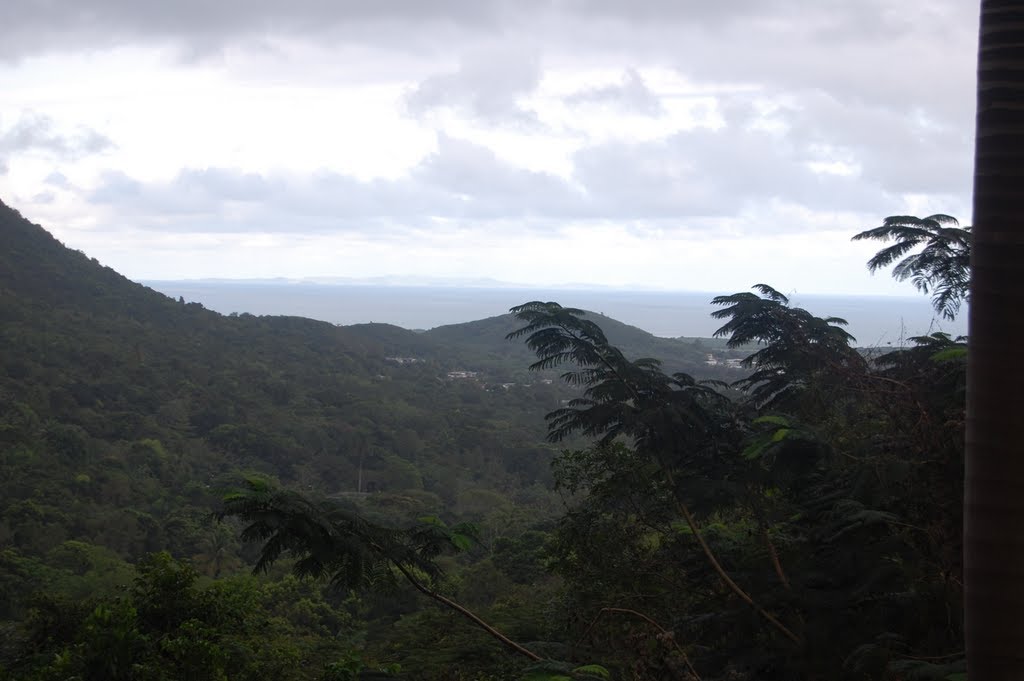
[0, 113, 114, 160]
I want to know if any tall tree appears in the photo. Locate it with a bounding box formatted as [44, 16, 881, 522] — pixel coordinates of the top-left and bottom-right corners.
[508, 301, 804, 647]
[710, 284, 864, 409]
[965, 1, 1024, 678]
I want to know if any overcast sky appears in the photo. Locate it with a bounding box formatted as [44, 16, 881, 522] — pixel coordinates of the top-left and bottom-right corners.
[0, 1, 978, 295]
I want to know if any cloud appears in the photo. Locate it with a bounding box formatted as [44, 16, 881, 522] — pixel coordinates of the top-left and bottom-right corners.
[1, 1, 972, 102]
[0, 0, 828, 60]
[565, 68, 664, 116]
[44, 171, 73, 189]
[572, 128, 889, 221]
[0, 0, 977, 298]
[0, 1, 975, 210]
[0, 0, 520, 61]
[780, 92, 972, 196]
[404, 46, 544, 127]
[89, 168, 273, 209]
[79, 114, 948, 238]
[411, 134, 578, 217]
[82, 137, 579, 231]
[4, 2, 974, 218]
[175, 167, 272, 202]
[0, 112, 114, 160]
[89, 170, 143, 203]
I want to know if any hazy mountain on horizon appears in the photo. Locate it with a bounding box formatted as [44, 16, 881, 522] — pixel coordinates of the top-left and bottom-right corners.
[142, 274, 683, 291]
[143, 278, 967, 345]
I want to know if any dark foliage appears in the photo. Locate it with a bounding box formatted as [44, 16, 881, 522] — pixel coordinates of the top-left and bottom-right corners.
[509, 294, 964, 680]
[711, 284, 865, 409]
[852, 214, 970, 320]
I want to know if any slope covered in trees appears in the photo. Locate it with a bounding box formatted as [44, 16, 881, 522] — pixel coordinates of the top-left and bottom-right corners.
[422, 312, 749, 382]
[0, 199, 570, 678]
[0, 200, 739, 679]
[0, 200, 969, 680]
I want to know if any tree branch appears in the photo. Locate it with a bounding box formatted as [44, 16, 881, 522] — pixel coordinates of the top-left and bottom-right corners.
[387, 554, 543, 662]
[762, 526, 791, 591]
[663, 468, 803, 646]
[579, 607, 701, 680]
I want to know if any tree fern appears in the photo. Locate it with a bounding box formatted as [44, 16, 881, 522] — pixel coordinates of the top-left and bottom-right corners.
[217, 477, 544, 662]
[711, 285, 863, 408]
[852, 215, 970, 320]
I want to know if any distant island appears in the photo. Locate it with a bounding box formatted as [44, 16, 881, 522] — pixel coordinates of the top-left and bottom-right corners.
[143, 278, 965, 344]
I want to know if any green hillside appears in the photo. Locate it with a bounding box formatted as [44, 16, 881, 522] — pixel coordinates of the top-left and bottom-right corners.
[0, 197, 738, 563]
[0, 200, 968, 681]
[421, 311, 749, 382]
[0, 198, 569, 571]
[0, 199, 582, 677]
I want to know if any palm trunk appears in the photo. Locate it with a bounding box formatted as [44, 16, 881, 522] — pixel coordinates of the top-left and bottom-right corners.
[965, 1, 1024, 677]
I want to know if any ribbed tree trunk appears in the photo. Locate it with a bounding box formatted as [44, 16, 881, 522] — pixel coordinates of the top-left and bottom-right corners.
[965, 1, 1024, 678]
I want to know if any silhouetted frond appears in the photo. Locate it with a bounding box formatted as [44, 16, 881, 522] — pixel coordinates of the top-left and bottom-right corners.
[751, 283, 790, 304]
[218, 477, 447, 591]
[508, 302, 733, 458]
[853, 215, 970, 320]
[710, 286, 863, 408]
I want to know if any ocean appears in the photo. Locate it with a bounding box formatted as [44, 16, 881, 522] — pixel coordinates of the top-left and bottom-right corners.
[143, 281, 967, 347]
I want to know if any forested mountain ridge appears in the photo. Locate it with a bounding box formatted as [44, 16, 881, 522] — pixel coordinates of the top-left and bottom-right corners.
[422, 312, 747, 381]
[0, 200, 565, 585]
[0, 199, 581, 677]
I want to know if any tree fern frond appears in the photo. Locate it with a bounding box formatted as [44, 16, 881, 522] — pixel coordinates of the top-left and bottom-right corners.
[853, 214, 970, 319]
[865, 241, 922, 272]
[751, 283, 790, 303]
